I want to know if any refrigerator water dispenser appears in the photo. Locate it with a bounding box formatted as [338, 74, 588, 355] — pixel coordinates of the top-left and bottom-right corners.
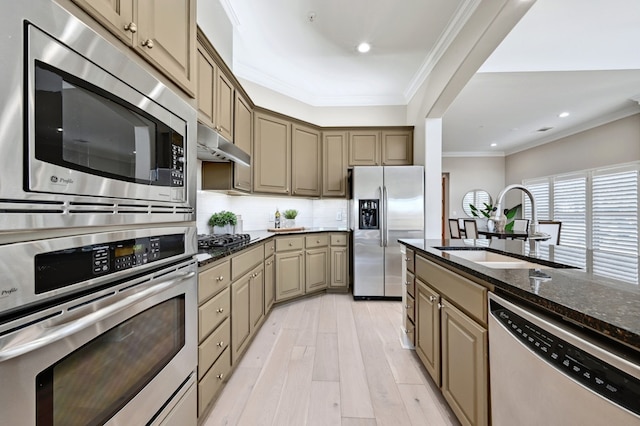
[359, 200, 379, 229]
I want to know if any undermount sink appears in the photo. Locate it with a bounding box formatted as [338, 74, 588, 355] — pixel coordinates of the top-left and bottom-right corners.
[441, 249, 553, 269]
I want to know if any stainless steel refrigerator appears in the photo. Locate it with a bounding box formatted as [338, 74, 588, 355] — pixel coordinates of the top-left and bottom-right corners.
[351, 166, 424, 299]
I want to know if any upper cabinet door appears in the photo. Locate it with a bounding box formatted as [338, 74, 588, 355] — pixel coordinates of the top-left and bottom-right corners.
[322, 131, 348, 198]
[292, 124, 321, 197]
[349, 130, 380, 166]
[234, 93, 252, 192]
[136, 0, 196, 95]
[196, 46, 216, 127]
[253, 112, 291, 195]
[382, 130, 413, 165]
[215, 71, 234, 141]
[71, 0, 135, 44]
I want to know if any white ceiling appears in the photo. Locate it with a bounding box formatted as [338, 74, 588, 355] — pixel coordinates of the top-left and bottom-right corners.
[211, 0, 640, 154]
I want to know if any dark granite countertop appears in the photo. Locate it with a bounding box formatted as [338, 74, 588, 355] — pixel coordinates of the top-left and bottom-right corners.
[195, 228, 350, 267]
[399, 238, 640, 353]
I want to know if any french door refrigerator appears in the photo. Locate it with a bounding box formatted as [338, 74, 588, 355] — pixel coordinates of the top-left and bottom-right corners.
[351, 166, 424, 298]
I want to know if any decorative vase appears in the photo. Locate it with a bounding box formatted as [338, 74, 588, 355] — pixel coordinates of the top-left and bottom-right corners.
[486, 219, 495, 232]
[213, 224, 234, 234]
[284, 219, 295, 228]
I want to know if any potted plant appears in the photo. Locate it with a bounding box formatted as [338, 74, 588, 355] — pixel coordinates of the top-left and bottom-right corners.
[208, 210, 237, 234]
[282, 209, 298, 228]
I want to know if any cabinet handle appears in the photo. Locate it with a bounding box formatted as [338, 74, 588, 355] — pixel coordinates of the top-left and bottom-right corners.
[216, 308, 224, 313]
[124, 22, 137, 33]
[437, 303, 443, 309]
[289, 243, 293, 246]
[266, 261, 272, 265]
[405, 257, 411, 261]
[141, 39, 154, 49]
[216, 275, 224, 281]
[316, 240, 320, 243]
[429, 296, 437, 302]
[404, 304, 411, 309]
[404, 281, 409, 286]
[216, 341, 224, 347]
[216, 373, 224, 380]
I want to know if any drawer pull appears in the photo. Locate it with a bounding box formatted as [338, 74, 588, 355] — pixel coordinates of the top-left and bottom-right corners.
[216, 341, 224, 347]
[216, 373, 224, 380]
[289, 242, 293, 246]
[216, 308, 224, 313]
[317, 240, 320, 243]
[216, 275, 224, 281]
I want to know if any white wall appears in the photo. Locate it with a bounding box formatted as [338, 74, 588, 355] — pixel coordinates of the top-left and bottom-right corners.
[196, 190, 348, 234]
[506, 114, 640, 184]
[197, 0, 233, 68]
[443, 156, 506, 219]
[238, 78, 408, 127]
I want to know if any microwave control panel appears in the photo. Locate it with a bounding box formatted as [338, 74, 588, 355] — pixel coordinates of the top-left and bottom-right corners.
[171, 143, 184, 187]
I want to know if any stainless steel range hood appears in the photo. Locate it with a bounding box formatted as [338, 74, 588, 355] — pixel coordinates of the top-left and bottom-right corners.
[197, 123, 250, 166]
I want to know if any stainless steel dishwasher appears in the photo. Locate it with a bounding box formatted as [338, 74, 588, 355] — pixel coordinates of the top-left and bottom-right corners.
[488, 293, 640, 425]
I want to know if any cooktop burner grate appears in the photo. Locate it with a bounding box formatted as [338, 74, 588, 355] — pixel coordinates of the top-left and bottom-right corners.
[197, 233, 251, 250]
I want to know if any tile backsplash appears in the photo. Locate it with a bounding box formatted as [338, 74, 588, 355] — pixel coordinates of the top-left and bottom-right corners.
[197, 191, 348, 234]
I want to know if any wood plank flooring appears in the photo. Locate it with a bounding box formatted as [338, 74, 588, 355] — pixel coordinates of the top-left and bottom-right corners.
[203, 293, 459, 426]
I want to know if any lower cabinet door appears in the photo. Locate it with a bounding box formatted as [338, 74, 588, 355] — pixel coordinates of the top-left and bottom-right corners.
[198, 348, 231, 417]
[231, 275, 251, 364]
[330, 246, 348, 288]
[440, 300, 488, 426]
[275, 250, 304, 301]
[249, 265, 264, 331]
[416, 279, 440, 385]
[305, 247, 328, 293]
[264, 255, 275, 312]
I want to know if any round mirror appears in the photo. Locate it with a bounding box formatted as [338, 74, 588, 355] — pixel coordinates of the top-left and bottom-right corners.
[462, 189, 492, 217]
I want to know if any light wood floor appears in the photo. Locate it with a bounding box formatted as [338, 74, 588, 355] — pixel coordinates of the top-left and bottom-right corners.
[202, 293, 460, 426]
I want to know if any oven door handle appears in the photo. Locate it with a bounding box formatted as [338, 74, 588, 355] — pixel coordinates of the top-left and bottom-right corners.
[0, 271, 195, 362]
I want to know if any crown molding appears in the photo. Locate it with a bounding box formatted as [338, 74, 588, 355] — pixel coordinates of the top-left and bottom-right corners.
[442, 151, 505, 158]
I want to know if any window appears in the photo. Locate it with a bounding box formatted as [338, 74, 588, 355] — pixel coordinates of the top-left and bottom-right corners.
[523, 162, 639, 284]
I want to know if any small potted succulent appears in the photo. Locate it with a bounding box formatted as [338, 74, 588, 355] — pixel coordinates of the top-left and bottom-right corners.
[282, 209, 298, 228]
[208, 210, 237, 234]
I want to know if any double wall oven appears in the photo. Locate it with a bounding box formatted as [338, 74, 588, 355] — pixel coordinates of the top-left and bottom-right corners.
[1, 1, 198, 425]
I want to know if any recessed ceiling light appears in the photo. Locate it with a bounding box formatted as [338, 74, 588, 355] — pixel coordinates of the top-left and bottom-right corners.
[490, 143, 497, 147]
[558, 112, 570, 118]
[357, 42, 371, 53]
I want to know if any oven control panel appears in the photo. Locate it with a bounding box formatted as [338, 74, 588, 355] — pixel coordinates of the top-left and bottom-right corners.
[35, 234, 185, 295]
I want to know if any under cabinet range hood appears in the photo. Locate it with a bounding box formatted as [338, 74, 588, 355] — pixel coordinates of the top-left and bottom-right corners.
[197, 123, 250, 166]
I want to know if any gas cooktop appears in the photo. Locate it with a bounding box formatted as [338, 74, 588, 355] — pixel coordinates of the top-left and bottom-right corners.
[197, 234, 252, 250]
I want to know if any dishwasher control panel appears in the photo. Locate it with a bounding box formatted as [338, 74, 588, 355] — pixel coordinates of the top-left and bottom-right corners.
[491, 300, 640, 417]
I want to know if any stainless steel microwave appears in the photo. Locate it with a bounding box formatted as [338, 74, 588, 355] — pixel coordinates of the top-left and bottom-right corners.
[0, 2, 197, 233]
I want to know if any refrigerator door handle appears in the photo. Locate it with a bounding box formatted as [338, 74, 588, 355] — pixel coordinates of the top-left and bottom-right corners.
[379, 186, 384, 247]
[383, 185, 389, 247]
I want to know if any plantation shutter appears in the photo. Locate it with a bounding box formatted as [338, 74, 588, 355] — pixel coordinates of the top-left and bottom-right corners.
[553, 174, 587, 248]
[523, 179, 550, 221]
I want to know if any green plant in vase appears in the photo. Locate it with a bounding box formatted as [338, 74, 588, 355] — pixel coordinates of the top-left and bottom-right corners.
[208, 210, 237, 234]
[283, 209, 298, 228]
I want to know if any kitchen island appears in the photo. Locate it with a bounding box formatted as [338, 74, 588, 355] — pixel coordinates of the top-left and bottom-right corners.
[400, 238, 640, 351]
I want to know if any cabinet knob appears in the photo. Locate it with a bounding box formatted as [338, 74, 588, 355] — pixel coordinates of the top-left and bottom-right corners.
[216, 275, 224, 281]
[405, 257, 411, 261]
[216, 341, 224, 347]
[267, 261, 272, 265]
[124, 22, 137, 33]
[216, 373, 224, 380]
[289, 243, 293, 246]
[141, 39, 154, 49]
[216, 308, 224, 313]
[429, 296, 437, 302]
[316, 240, 320, 243]
[404, 304, 411, 309]
[437, 303, 443, 309]
[404, 281, 409, 286]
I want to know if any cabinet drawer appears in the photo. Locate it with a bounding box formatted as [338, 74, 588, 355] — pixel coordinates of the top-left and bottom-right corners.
[405, 248, 415, 273]
[406, 293, 415, 323]
[199, 287, 230, 342]
[232, 245, 264, 280]
[198, 347, 231, 417]
[416, 255, 487, 325]
[276, 236, 304, 252]
[405, 270, 415, 298]
[305, 234, 329, 248]
[198, 260, 231, 304]
[264, 239, 275, 258]
[198, 317, 230, 380]
[330, 233, 347, 246]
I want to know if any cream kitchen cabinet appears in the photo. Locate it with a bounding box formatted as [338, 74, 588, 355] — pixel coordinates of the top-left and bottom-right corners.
[322, 131, 349, 198]
[71, 0, 196, 96]
[415, 255, 489, 426]
[305, 235, 329, 293]
[292, 124, 321, 197]
[196, 38, 234, 142]
[264, 253, 275, 313]
[253, 111, 291, 195]
[274, 236, 305, 301]
[329, 233, 349, 289]
[348, 128, 413, 166]
[233, 92, 253, 192]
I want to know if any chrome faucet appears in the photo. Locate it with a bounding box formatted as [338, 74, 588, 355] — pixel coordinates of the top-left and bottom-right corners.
[491, 184, 550, 257]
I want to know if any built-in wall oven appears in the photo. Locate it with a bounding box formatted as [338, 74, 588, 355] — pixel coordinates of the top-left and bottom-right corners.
[0, 1, 197, 234]
[0, 227, 198, 425]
